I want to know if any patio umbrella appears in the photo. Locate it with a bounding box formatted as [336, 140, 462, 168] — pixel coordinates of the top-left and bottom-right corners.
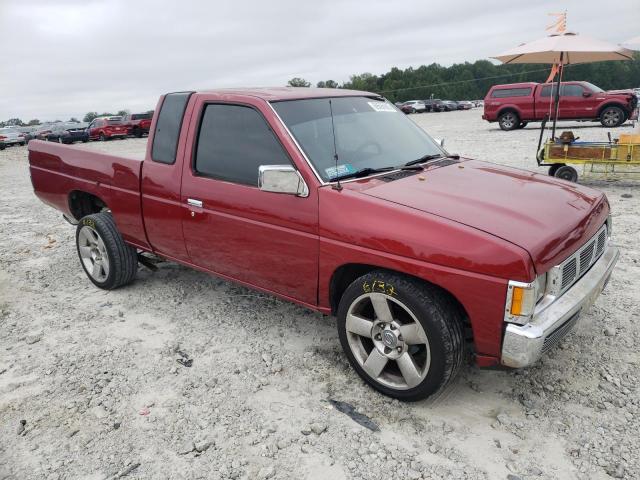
[493, 32, 634, 138]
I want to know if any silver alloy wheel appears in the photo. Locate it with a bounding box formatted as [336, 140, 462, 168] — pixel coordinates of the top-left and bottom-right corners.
[345, 292, 431, 390]
[500, 112, 516, 129]
[78, 225, 110, 282]
[602, 109, 621, 127]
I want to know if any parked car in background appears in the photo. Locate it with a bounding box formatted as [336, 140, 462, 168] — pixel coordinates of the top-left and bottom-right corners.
[0, 127, 25, 150]
[483, 81, 639, 130]
[45, 123, 89, 144]
[435, 100, 459, 112]
[423, 99, 442, 112]
[122, 112, 153, 137]
[87, 117, 128, 141]
[400, 100, 427, 114]
[457, 101, 474, 110]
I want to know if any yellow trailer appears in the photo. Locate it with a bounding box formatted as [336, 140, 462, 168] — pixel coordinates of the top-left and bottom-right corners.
[537, 133, 640, 182]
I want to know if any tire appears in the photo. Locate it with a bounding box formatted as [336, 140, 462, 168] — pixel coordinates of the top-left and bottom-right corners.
[20, 142, 26, 146]
[99, 133, 106, 141]
[498, 111, 520, 131]
[337, 271, 465, 401]
[134, 129, 143, 138]
[517, 122, 528, 129]
[554, 165, 578, 182]
[0, 144, 5, 150]
[548, 163, 565, 176]
[76, 213, 138, 290]
[600, 106, 626, 128]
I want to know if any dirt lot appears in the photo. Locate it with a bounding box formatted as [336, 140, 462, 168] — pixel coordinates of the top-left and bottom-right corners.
[1, 111, 639, 480]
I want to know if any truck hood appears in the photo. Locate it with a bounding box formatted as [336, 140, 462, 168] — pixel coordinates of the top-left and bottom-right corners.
[356, 159, 608, 274]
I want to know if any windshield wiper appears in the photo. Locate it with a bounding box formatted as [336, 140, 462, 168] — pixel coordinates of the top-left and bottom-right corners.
[403, 153, 444, 167]
[331, 166, 395, 181]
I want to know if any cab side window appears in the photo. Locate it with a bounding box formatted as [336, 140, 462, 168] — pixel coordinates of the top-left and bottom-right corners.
[194, 104, 292, 187]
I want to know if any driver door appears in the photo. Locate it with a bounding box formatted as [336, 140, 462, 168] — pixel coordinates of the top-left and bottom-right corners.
[180, 97, 319, 305]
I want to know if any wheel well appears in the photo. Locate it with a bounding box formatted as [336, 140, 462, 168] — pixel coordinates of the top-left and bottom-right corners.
[497, 107, 520, 120]
[328, 264, 470, 325]
[68, 191, 108, 220]
[597, 103, 628, 117]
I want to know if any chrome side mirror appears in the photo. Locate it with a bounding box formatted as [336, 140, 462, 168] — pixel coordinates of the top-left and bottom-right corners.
[436, 138, 445, 148]
[258, 165, 309, 197]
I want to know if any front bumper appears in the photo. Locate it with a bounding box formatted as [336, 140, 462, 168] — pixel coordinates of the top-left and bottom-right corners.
[501, 245, 619, 368]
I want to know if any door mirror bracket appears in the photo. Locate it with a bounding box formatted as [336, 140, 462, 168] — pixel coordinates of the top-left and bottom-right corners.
[258, 165, 309, 197]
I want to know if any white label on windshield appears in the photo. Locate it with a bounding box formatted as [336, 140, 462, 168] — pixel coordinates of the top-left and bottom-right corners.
[368, 101, 396, 113]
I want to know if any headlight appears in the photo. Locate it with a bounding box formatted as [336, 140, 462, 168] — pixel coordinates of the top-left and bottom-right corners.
[504, 273, 547, 325]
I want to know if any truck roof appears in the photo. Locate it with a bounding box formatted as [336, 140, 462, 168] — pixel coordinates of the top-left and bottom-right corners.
[490, 82, 539, 89]
[195, 87, 378, 101]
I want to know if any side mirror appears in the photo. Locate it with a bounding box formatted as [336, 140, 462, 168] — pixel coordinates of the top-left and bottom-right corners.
[259, 165, 309, 197]
[434, 138, 445, 148]
[582, 92, 592, 98]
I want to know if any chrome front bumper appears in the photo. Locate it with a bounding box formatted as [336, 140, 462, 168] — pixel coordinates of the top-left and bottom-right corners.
[501, 245, 619, 368]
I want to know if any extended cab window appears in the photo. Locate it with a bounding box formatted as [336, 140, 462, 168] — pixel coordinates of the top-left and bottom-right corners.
[151, 92, 192, 164]
[194, 104, 291, 186]
[490, 88, 532, 98]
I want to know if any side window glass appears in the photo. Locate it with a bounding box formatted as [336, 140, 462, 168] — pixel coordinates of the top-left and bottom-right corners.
[151, 92, 192, 165]
[194, 104, 292, 186]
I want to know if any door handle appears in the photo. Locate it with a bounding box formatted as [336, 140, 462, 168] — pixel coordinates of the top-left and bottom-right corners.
[187, 198, 203, 208]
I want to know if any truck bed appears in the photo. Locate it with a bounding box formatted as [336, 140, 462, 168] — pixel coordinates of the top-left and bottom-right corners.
[28, 140, 149, 248]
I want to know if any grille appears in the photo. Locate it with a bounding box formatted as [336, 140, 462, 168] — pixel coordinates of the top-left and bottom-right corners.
[549, 223, 608, 297]
[542, 312, 580, 354]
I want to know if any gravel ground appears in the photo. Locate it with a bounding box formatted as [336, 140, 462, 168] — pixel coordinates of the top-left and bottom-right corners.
[1, 111, 639, 480]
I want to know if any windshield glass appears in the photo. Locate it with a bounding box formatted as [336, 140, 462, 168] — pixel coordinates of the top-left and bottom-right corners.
[272, 96, 443, 182]
[582, 82, 604, 93]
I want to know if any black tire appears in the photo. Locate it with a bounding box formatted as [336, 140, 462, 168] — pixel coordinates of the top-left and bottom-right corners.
[554, 165, 578, 182]
[548, 163, 565, 176]
[498, 111, 520, 131]
[134, 129, 143, 138]
[337, 271, 465, 402]
[19, 141, 26, 146]
[75, 213, 138, 290]
[99, 133, 106, 141]
[0, 144, 5, 150]
[600, 106, 626, 128]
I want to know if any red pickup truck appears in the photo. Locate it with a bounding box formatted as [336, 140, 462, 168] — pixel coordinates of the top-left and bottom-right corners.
[483, 81, 638, 130]
[28, 88, 619, 401]
[121, 112, 153, 137]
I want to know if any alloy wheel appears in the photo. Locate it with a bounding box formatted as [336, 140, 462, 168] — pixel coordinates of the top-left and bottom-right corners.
[78, 225, 110, 282]
[345, 292, 431, 390]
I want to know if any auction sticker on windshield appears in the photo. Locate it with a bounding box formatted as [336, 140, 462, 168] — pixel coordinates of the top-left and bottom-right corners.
[325, 164, 356, 179]
[368, 101, 396, 112]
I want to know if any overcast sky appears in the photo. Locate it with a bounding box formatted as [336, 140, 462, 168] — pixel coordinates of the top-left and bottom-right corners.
[1, 0, 638, 121]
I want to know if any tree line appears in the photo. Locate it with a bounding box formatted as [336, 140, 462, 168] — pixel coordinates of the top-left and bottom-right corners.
[288, 55, 640, 102]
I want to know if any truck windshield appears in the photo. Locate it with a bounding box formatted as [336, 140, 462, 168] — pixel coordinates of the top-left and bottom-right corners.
[272, 96, 444, 182]
[582, 82, 604, 93]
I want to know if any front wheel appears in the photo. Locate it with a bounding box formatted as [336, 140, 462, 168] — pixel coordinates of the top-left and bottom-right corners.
[498, 111, 520, 131]
[554, 165, 578, 182]
[548, 163, 565, 176]
[337, 271, 465, 401]
[600, 106, 626, 128]
[76, 213, 138, 290]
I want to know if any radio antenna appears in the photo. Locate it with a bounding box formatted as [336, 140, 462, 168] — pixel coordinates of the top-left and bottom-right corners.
[329, 99, 342, 191]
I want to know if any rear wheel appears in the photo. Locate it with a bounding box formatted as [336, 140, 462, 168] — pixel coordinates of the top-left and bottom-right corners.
[99, 133, 106, 141]
[600, 106, 626, 128]
[554, 165, 578, 182]
[498, 111, 520, 131]
[337, 271, 465, 401]
[0, 144, 5, 150]
[76, 213, 138, 290]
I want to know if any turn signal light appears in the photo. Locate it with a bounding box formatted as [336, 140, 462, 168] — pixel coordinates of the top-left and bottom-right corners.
[510, 287, 525, 316]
